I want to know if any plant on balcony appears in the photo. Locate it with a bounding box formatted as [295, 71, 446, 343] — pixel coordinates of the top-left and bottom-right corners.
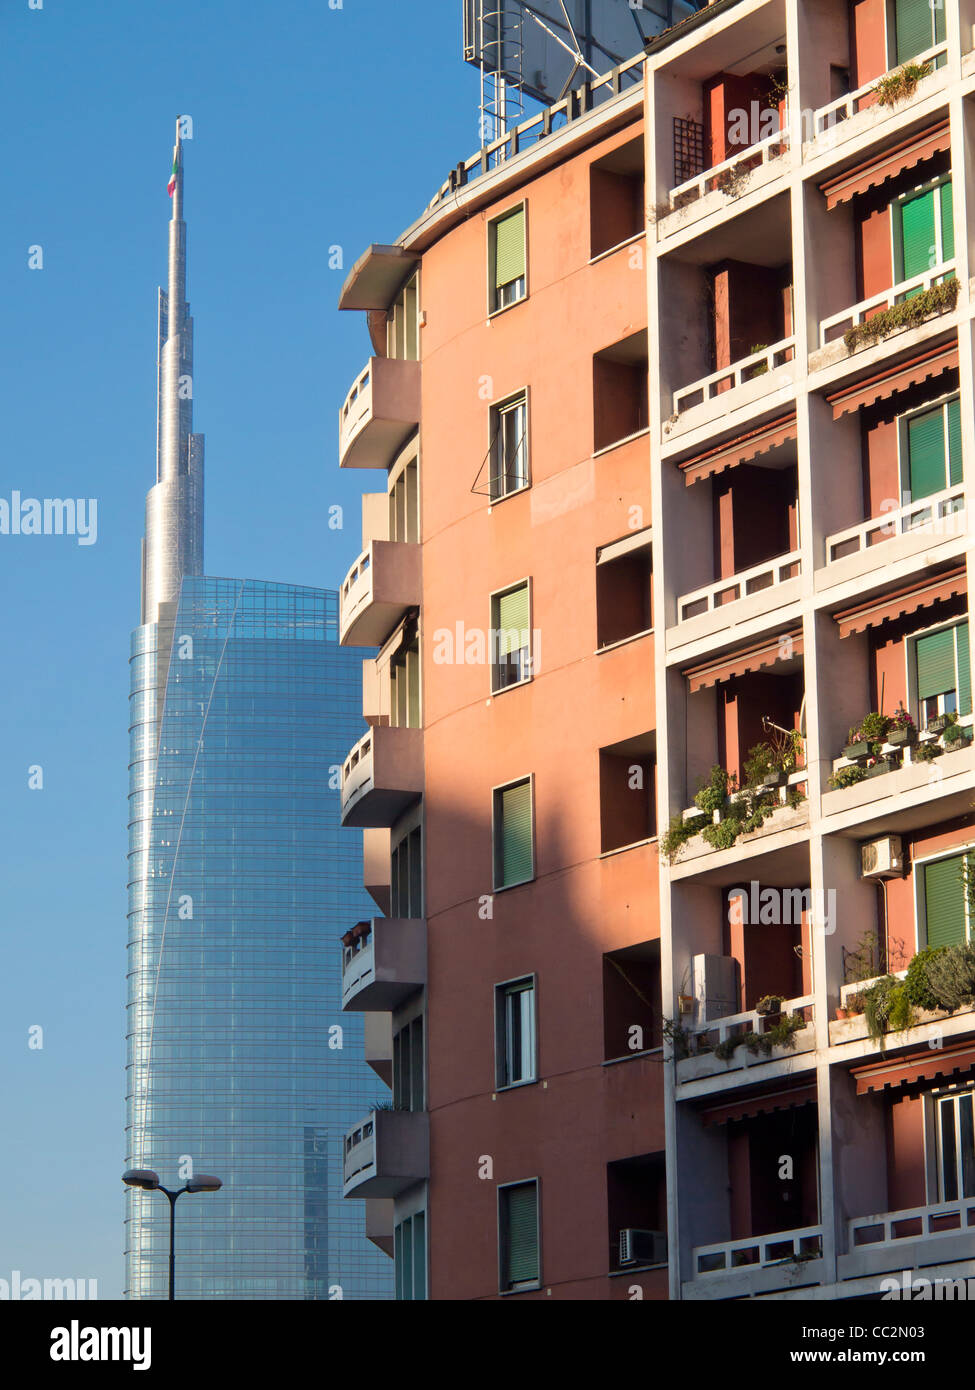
[873, 60, 933, 109]
[713, 163, 751, 198]
[713, 1011, 804, 1061]
[887, 706, 916, 747]
[903, 946, 948, 1013]
[746, 344, 770, 380]
[755, 993, 784, 1017]
[828, 762, 868, 790]
[925, 941, 975, 1013]
[662, 1014, 693, 1060]
[862, 974, 914, 1040]
[660, 810, 709, 863]
[843, 278, 960, 354]
[913, 739, 942, 763]
[942, 720, 971, 749]
[926, 710, 957, 735]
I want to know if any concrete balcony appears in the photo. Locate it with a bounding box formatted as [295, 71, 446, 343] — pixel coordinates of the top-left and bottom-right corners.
[364, 1012, 392, 1086]
[823, 719, 975, 833]
[806, 40, 950, 153]
[671, 551, 802, 650]
[365, 1198, 394, 1258]
[661, 126, 790, 238]
[343, 1108, 430, 1199]
[818, 262, 957, 350]
[684, 1225, 824, 1300]
[821, 486, 965, 588]
[341, 918, 427, 1012]
[340, 726, 423, 829]
[840, 1197, 975, 1283]
[672, 338, 796, 421]
[339, 357, 420, 471]
[339, 539, 421, 648]
[677, 994, 816, 1087]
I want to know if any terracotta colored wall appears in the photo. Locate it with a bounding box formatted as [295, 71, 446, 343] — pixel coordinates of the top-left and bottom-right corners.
[712, 261, 787, 370]
[851, 0, 889, 87]
[712, 464, 797, 578]
[590, 166, 643, 259]
[856, 200, 892, 300]
[418, 114, 663, 1299]
[886, 1094, 926, 1210]
[719, 672, 803, 783]
[724, 886, 804, 1008]
[704, 72, 775, 165]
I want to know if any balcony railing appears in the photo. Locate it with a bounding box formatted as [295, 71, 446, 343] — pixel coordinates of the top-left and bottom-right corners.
[689, 993, 815, 1049]
[339, 356, 421, 470]
[340, 726, 424, 829]
[826, 486, 965, 563]
[829, 714, 974, 785]
[342, 1108, 431, 1199]
[693, 1225, 823, 1278]
[341, 917, 427, 1011]
[809, 42, 949, 139]
[339, 539, 421, 648]
[677, 550, 801, 622]
[850, 1196, 975, 1252]
[674, 338, 796, 415]
[668, 126, 789, 210]
[819, 263, 956, 346]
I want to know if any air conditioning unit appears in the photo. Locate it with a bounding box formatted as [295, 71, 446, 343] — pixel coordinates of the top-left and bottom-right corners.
[619, 1228, 667, 1267]
[692, 953, 739, 1021]
[860, 835, 905, 880]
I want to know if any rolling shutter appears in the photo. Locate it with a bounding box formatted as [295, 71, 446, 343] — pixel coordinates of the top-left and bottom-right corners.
[895, 0, 934, 64]
[907, 406, 947, 499]
[940, 180, 955, 263]
[503, 1183, 539, 1286]
[947, 397, 963, 486]
[957, 622, 972, 716]
[500, 780, 533, 887]
[925, 856, 967, 949]
[916, 627, 957, 700]
[496, 584, 530, 655]
[494, 208, 526, 289]
[899, 187, 936, 281]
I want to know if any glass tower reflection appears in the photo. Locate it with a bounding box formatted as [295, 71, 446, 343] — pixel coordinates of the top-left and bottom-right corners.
[125, 578, 392, 1298]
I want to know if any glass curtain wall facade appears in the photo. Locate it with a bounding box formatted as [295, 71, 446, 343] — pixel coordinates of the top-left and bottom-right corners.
[125, 577, 391, 1299]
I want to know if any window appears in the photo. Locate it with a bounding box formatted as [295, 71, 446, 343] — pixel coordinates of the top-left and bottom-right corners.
[491, 581, 532, 692]
[490, 205, 527, 313]
[495, 976, 536, 1088]
[893, 0, 946, 66]
[394, 1211, 427, 1300]
[599, 738, 656, 853]
[603, 945, 661, 1062]
[922, 853, 971, 950]
[391, 825, 422, 917]
[489, 393, 529, 500]
[935, 1088, 975, 1202]
[895, 178, 954, 283]
[387, 272, 419, 361]
[593, 331, 649, 452]
[389, 622, 421, 728]
[596, 531, 652, 648]
[901, 395, 962, 501]
[493, 778, 534, 890]
[913, 621, 971, 728]
[498, 1180, 540, 1292]
[393, 1015, 424, 1111]
[590, 138, 645, 259]
[389, 457, 419, 543]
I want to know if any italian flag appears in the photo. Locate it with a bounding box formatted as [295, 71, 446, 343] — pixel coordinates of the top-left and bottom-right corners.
[167, 150, 179, 197]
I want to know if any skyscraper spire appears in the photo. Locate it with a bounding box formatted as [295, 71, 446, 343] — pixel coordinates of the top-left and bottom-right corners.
[141, 117, 204, 625]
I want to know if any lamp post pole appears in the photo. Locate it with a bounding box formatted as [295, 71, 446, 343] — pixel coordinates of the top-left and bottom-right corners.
[123, 1169, 223, 1300]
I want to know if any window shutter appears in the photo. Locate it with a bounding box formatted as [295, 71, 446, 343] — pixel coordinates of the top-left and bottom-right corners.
[925, 856, 967, 949]
[916, 627, 957, 700]
[501, 781, 533, 887]
[907, 406, 947, 499]
[496, 584, 530, 655]
[957, 622, 972, 716]
[494, 208, 526, 289]
[947, 397, 962, 486]
[504, 1183, 539, 1285]
[899, 187, 936, 281]
[940, 180, 955, 263]
[895, 0, 934, 63]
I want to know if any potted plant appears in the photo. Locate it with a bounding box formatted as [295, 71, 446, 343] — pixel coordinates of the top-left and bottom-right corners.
[678, 993, 695, 1016]
[927, 711, 954, 735]
[943, 720, 971, 750]
[341, 930, 355, 948]
[865, 753, 897, 779]
[755, 993, 784, 1017]
[887, 707, 916, 748]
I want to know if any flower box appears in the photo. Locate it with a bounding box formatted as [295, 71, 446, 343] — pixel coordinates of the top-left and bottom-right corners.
[843, 740, 870, 760]
[887, 726, 916, 748]
[927, 715, 951, 735]
[865, 757, 897, 779]
[762, 770, 788, 788]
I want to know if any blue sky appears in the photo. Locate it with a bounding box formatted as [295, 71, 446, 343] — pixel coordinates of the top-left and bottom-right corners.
[0, 0, 476, 1299]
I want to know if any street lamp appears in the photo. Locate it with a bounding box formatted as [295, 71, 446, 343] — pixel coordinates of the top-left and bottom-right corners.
[122, 1168, 223, 1300]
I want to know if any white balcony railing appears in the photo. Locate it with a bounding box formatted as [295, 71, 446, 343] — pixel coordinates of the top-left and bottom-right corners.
[809, 42, 949, 139]
[341, 363, 373, 443]
[850, 1196, 975, 1251]
[839, 970, 906, 1008]
[677, 550, 801, 622]
[829, 713, 974, 781]
[674, 337, 796, 415]
[819, 263, 956, 346]
[669, 126, 789, 209]
[826, 486, 965, 563]
[690, 993, 814, 1046]
[343, 1116, 376, 1186]
[694, 1225, 823, 1277]
[680, 770, 809, 833]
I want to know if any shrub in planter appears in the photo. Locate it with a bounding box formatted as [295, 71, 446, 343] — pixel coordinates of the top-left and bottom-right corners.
[887, 707, 916, 747]
[874, 60, 933, 108]
[863, 975, 913, 1040]
[942, 722, 971, 749]
[904, 947, 947, 1013]
[925, 943, 975, 1013]
[865, 756, 896, 779]
[829, 763, 868, 790]
[755, 994, 784, 1016]
[913, 740, 942, 763]
[843, 279, 960, 353]
[694, 765, 735, 817]
[842, 738, 871, 760]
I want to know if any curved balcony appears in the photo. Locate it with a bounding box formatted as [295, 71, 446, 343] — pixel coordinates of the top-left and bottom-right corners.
[342, 918, 427, 1011]
[339, 540, 421, 648]
[341, 726, 424, 829]
[339, 357, 420, 471]
[343, 1109, 430, 1199]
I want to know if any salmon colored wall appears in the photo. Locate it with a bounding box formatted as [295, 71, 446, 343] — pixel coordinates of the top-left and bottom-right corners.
[881, 813, 975, 965]
[725, 886, 805, 1008]
[712, 464, 798, 579]
[851, 0, 889, 86]
[857, 201, 892, 300]
[862, 372, 961, 516]
[590, 165, 643, 259]
[886, 1094, 927, 1209]
[418, 115, 663, 1299]
[713, 261, 787, 370]
[704, 72, 776, 165]
[719, 672, 803, 783]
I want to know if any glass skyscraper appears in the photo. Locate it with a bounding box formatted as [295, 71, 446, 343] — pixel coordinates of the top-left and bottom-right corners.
[124, 126, 391, 1299]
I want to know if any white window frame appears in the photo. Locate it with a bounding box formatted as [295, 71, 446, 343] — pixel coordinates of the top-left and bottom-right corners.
[488, 201, 529, 318]
[491, 773, 536, 893]
[896, 389, 961, 503]
[927, 1083, 975, 1204]
[489, 577, 534, 695]
[890, 173, 954, 285]
[488, 388, 531, 502]
[905, 616, 969, 730]
[494, 973, 538, 1091]
[912, 841, 975, 952]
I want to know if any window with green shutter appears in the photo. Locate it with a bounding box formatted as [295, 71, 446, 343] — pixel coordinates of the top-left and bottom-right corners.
[958, 621, 972, 716]
[940, 181, 955, 263]
[495, 778, 534, 889]
[492, 582, 532, 691]
[894, 0, 943, 64]
[947, 397, 962, 486]
[924, 855, 968, 949]
[915, 622, 971, 724]
[898, 186, 936, 281]
[500, 1181, 539, 1290]
[492, 206, 527, 310]
[907, 405, 948, 500]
